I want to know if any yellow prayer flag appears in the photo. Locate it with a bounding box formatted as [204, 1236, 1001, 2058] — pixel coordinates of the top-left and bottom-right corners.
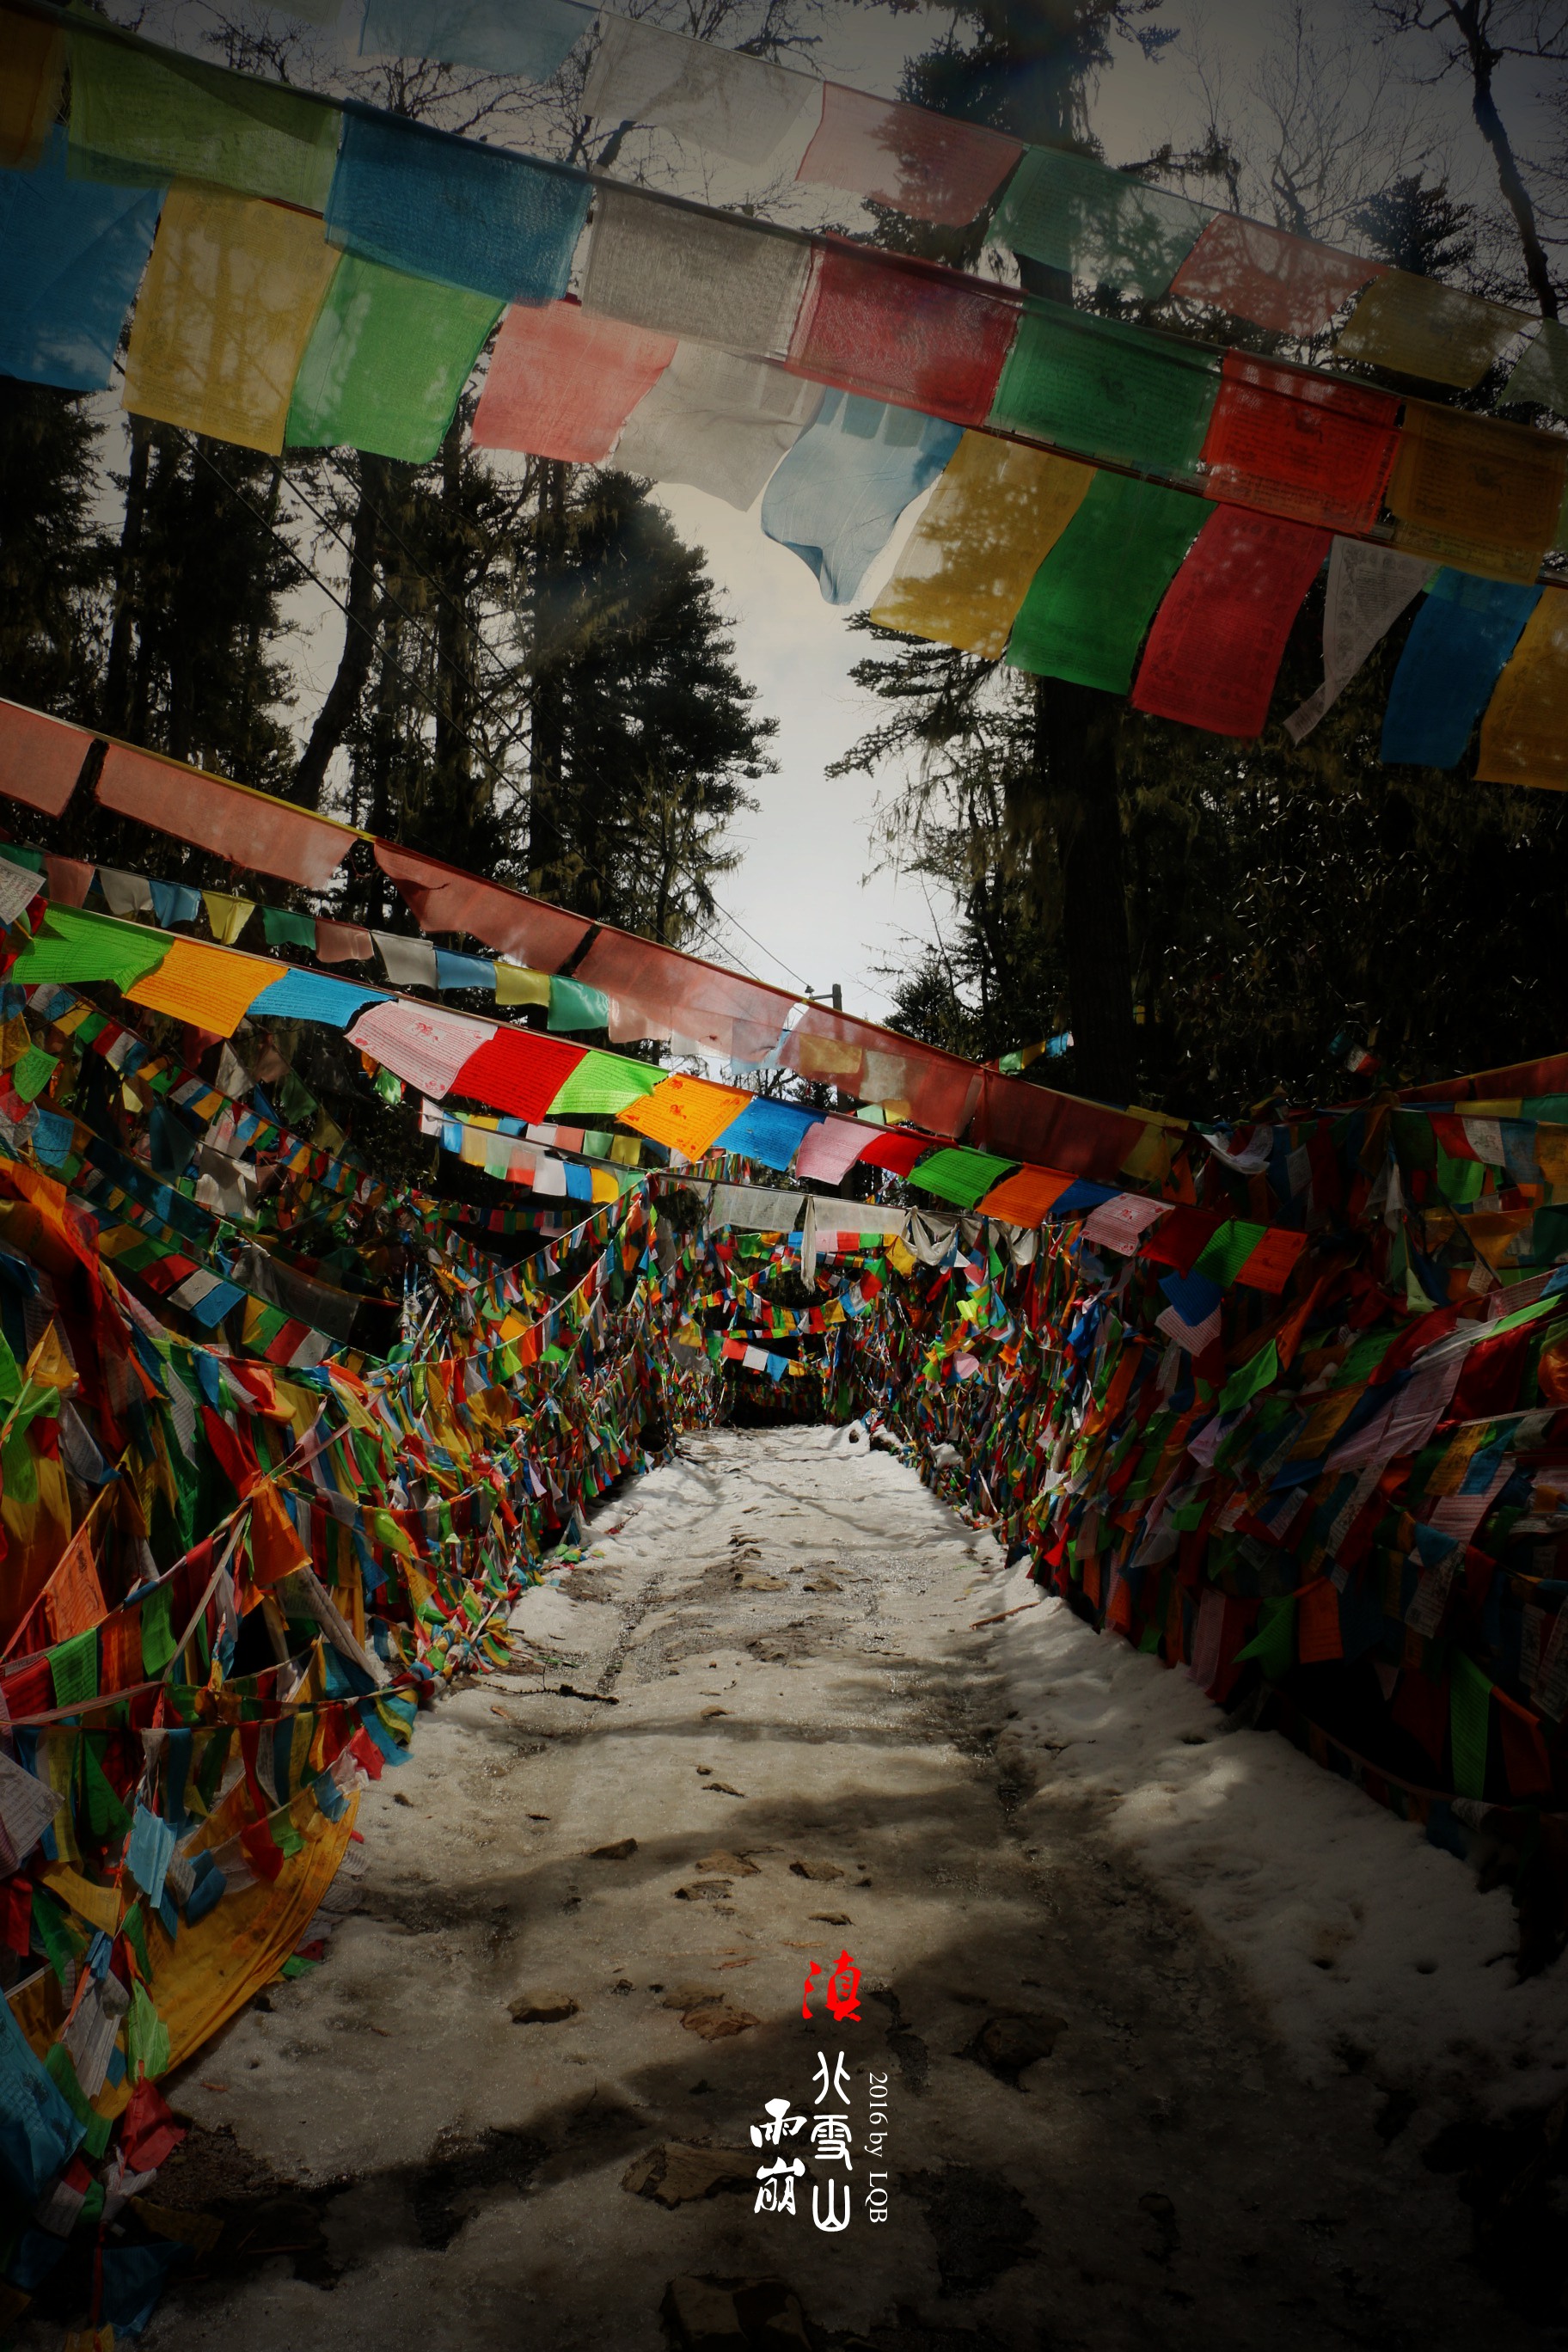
[1385, 402, 1565, 585]
[618, 1073, 751, 1159]
[1476, 588, 1568, 790]
[609, 1132, 642, 1167]
[871, 434, 1096, 659]
[1334, 271, 1523, 389]
[123, 186, 340, 456]
[202, 891, 256, 944]
[125, 937, 275, 1035]
[493, 959, 552, 1007]
[0, 9, 64, 170]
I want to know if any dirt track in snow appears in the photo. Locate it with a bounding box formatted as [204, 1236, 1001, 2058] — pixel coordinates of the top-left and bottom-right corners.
[119, 1428, 1543, 2352]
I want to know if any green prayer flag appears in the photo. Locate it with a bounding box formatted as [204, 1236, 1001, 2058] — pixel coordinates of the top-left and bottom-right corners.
[908, 1147, 1016, 1210]
[1192, 1219, 1267, 1289]
[31, 1887, 85, 1988]
[286, 251, 502, 464]
[262, 905, 318, 949]
[125, 1980, 172, 2082]
[10, 904, 169, 993]
[1221, 1337, 1279, 1414]
[1450, 1652, 1493, 1799]
[68, 21, 340, 209]
[989, 303, 1220, 480]
[139, 1583, 177, 1678]
[46, 2043, 112, 2157]
[548, 1051, 658, 1117]
[50, 1627, 99, 1710]
[991, 144, 1209, 300]
[1008, 471, 1202, 691]
[9, 1046, 58, 1103]
[547, 975, 612, 1033]
[1234, 1593, 1295, 1679]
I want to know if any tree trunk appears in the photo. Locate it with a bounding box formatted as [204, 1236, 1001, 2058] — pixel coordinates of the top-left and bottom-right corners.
[1445, 0, 1559, 318]
[292, 454, 389, 809]
[528, 459, 570, 900]
[1036, 677, 1136, 1102]
[433, 410, 476, 826]
[102, 415, 150, 738]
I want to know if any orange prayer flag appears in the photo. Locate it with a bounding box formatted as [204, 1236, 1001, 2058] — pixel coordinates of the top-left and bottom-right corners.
[618, 1073, 752, 1159]
[1385, 402, 1565, 585]
[1233, 1226, 1308, 1294]
[248, 1483, 309, 1588]
[976, 1165, 1075, 1225]
[126, 937, 275, 1036]
[1297, 1579, 1344, 1663]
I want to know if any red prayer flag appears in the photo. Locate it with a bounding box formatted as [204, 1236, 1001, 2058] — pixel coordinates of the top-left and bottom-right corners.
[1199, 352, 1400, 533]
[1170, 214, 1384, 337]
[0, 698, 90, 816]
[855, 1128, 928, 1177]
[786, 238, 1021, 428]
[374, 842, 591, 971]
[1233, 1225, 1309, 1294]
[795, 84, 1022, 228]
[471, 298, 677, 462]
[1297, 1578, 1344, 1663]
[1132, 505, 1331, 738]
[452, 1028, 588, 1123]
[97, 742, 354, 891]
[1497, 1689, 1553, 1798]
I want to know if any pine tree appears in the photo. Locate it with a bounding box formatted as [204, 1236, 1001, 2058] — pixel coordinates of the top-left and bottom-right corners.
[0, 380, 111, 723]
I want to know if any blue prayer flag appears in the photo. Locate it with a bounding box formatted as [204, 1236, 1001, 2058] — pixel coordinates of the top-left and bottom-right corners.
[760, 391, 962, 605]
[710, 1095, 823, 1170]
[0, 128, 165, 391]
[249, 970, 389, 1026]
[1381, 570, 1540, 769]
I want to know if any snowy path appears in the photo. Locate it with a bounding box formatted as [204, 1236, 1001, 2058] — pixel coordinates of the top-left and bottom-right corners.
[134, 1429, 1547, 2352]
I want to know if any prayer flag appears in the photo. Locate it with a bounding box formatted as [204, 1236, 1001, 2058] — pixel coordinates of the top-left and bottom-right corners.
[1335, 269, 1522, 389]
[1283, 539, 1435, 742]
[123, 185, 340, 456]
[96, 742, 355, 889]
[1197, 352, 1400, 533]
[1476, 588, 1568, 791]
[0, 6, 64, 172]
[787, 240, 1020, 428]
[611, 343, 822, 511]
[582, 182, 812, 359]
[452, 1029, 588, 1122]
[546, 1050, 658, 1118]
[347, 1001, 491, 1098]
[0, 698, 90, 816]
[619, 1073, 752, 1158]
[471, 298, 675, 462]
[871, 433, 1094, 658]
[360, 0, 591, 80]
[374, 842, 591, 968]
[582, 15, 816, 165]
[1131, 505, 1330, 738]
[793, 1116, 873, 1184]
[989, 299, 1219, 479]
[1384, 401, 1565, 584]
[1503, 318, 1568, 416]
[709, 1097, 824, 1170]
[1169, 215, 1382, 337]
[0, 126, 164, 394]
[989, 144, 1206, 299]
[1381, 571, 1540, 769]
[126, 940, 276, 1036]
[909, 1147, 1017, 1209]
[326, 109, 590, 305]
[761, 390, 961, 605]
[1006, 470, 1201, 693]
[795, 84, 1021, 228]
[288, 253, 501, 462]
[10, 905, 168, 992]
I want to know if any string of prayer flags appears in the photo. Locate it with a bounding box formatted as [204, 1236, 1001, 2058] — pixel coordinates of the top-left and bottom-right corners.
[1335, 269, 1522, 389]
[786, 240, 1021, 429]
[582, 183, 812, 360]
[610, 344, 823, 511]
[1380, 571, 1540, 769]
[0, 128, 165, 395]
[0, 3, 64, 172]
[471, 298, 676, 464]
[96, 740, 356, 891]
[66, 21, 340, 211]
[1384, 402, 1566, 585]
[793, 84, 1022, 228]
[125, 939, 276, 1037]
[988, 301, 1219, 481]
[1168, 215, 1383, 338]
[0, 698, 89, 818]
[1005, 470, 1201, 694]
[581, 14, 817, 166]
[760, 392, 962, 605]
[1476, 591, 1568, 791]
[1197, 353, 1400, 534]
[359, 0, 592, 81]
[989, 144, 1207, 300]
[346, 1001, 491, 1098]
[1502, 318, 1568, 417]
[374, 842, 593, 970]
[621, 1073, 752, 1159]
[122, 186, 340, 456]
[325, 111, 591, 307]
[1283, 539, 1436, 743]
[870, 434, 1094, 658]
[1131, 506, 1331, 739]
[287, 254, 503, 464]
